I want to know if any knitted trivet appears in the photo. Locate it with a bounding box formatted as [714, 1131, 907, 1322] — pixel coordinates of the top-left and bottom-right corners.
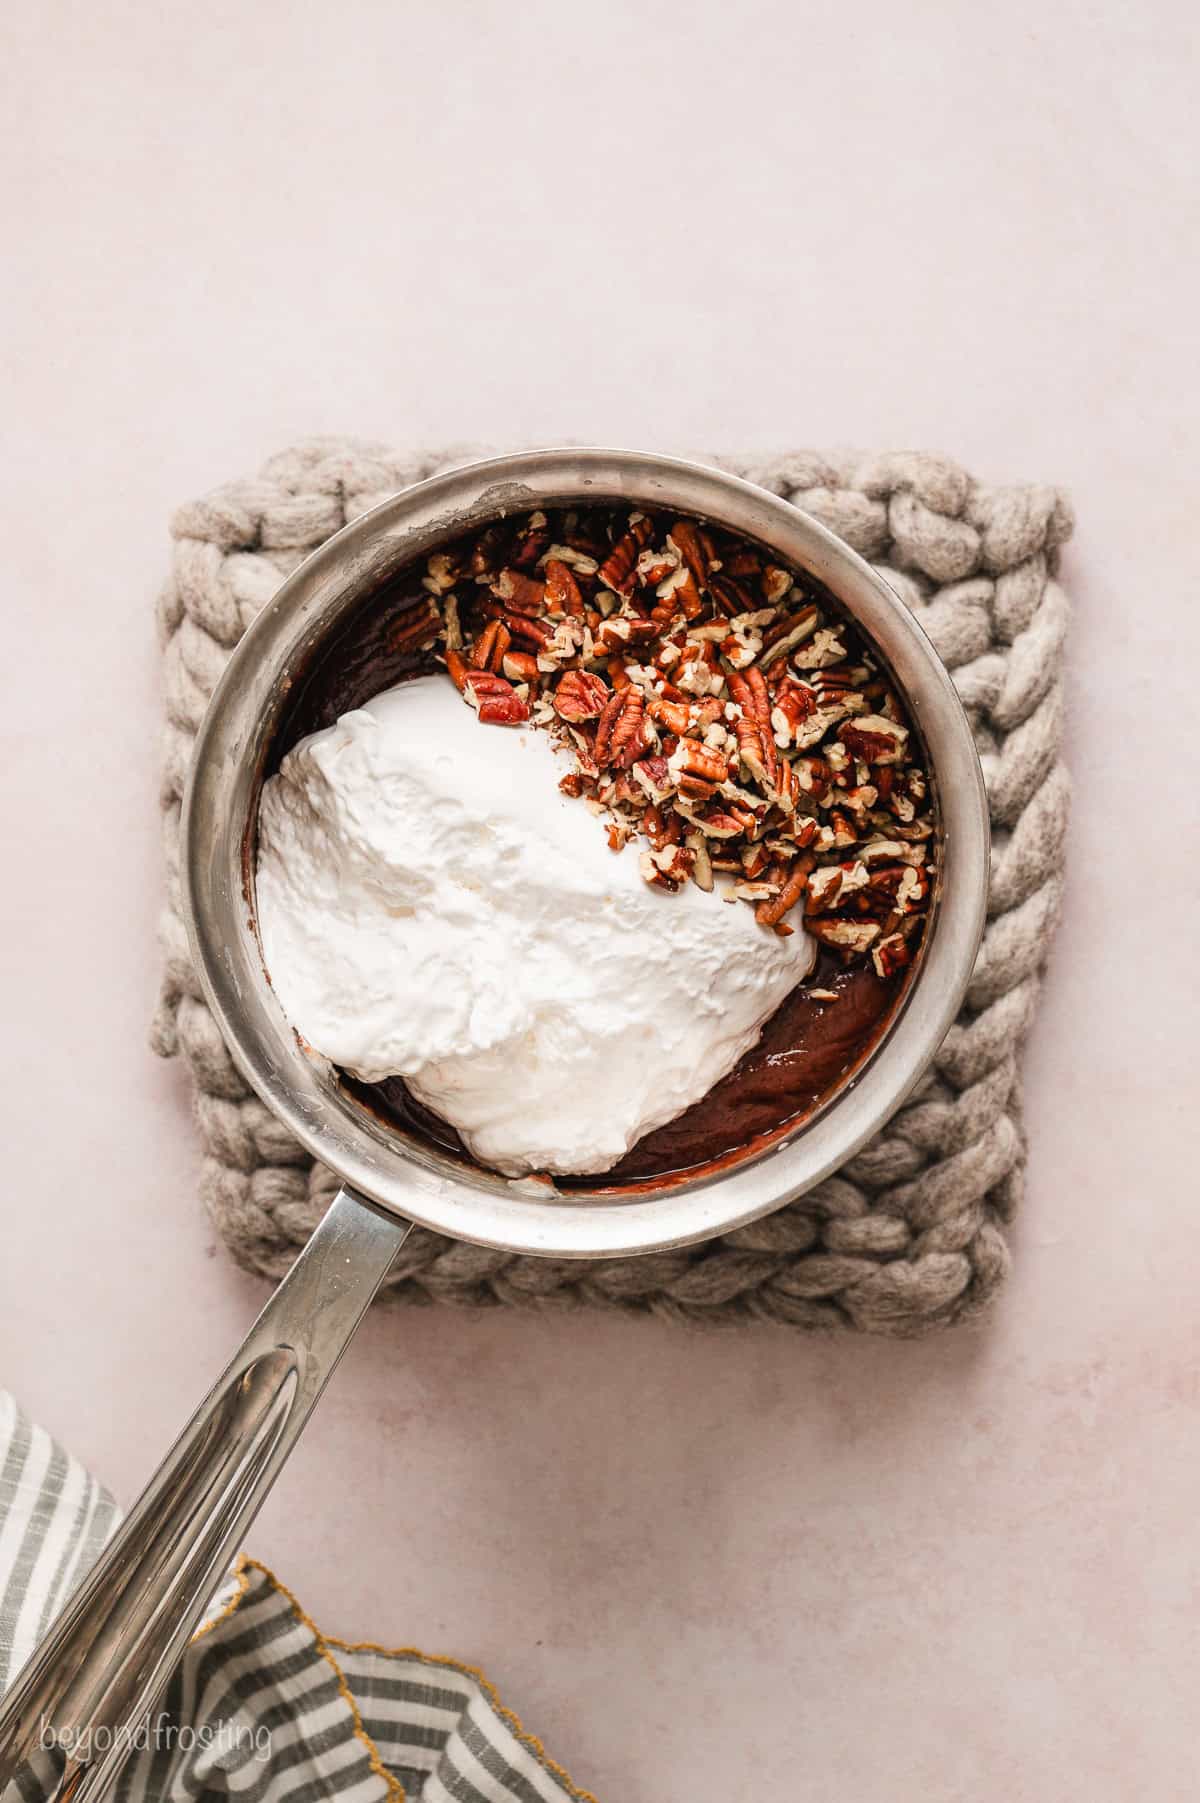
[153, 440, 1072, 1336]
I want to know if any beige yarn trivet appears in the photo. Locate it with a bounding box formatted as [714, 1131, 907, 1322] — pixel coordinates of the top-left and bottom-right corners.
[152, 441, 1072, 1336]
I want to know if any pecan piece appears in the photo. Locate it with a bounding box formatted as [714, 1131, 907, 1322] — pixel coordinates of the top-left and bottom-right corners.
[804, 917, 882, 954]
[610, 686, 647, 767]
[806, 861, 869, 911]
[544, 558, 585, 617]
[663, 521, 709, 617]
[792, 755, 832, 800]
[647, 693, 693, 736]
[462, 671, 530, 725]
[502, 649, 541, 684]
[669, 739, 729, 786]
[872, 932, 914, 979]
[762, 563, 793, 604]
[731, 709, 768, 784]
[497, 609, 552, 647]
[554, 669, 610, 722]
[594, 686, 646, 768]
[422, 551, 461, 595]
[492, 568, 546, 615]
[721, 548, 763, 578]
[792, 626, 849, 670]
[770, 679, 818, 744]
[688, 808, 743, 839]
[726, 670, 776, 786]
[477, 693, 531, 725]
[469, 525, 506, 578]
[639, 842, 695, 891]
[755, 853, 815, 928]
[468, 618, 510, 672]
[537, 542, 600, 576]
[510, 515, 550, 570]
[636, 546, 679, 587]
[826, 807, 858, 849]
[838, 715, 910, 765]
[598, 515, 653, 597]
[687, 830, 714, 892]
[760, 605, 821, 670]
[708, 572, 757, 618]
[597, 615, 658, 652]
[631, 755, 674, 805]
[865, 862, 929, 912]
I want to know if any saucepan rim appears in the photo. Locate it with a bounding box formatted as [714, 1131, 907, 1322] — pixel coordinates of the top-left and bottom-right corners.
[181, 447, 989, 1258]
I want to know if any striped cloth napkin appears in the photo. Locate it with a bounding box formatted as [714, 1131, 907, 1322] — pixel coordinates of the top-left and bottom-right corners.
[0, 1394, 594, 1802]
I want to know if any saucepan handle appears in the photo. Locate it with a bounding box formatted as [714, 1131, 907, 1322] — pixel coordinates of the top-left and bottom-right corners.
[0, 1185, 411, 1803]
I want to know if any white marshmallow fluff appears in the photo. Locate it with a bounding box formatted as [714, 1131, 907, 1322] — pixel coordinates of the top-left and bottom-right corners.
[255, 675, 815, 1176]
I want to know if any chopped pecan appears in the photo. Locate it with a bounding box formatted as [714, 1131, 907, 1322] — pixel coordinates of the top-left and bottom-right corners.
[762, 564, 793, 604]
[554, 669, 610, 722]
[422, 551, 461, 595]
[793, 755, 832, 799]
[594, 686, 646, 769]
[598, 515, 653, 597]
[664, 521, 709, 617]
[687, 830, 714, 892]
[510, 519, 550, 571]
[610, 687, 647, 767]
[688, 808, 744, 839]
[492, 569, 546, 614]
[496, 609, 552, 647]
[806, 860, 869, 911]
[792, 626, 848, 669]
[543, 558, 585, 617]
[469, 525, 506, 578]
[804, 917, 882, 954]
[537, 541, 599, 575]
[417, 500, 934, 961]
[462, 671, 530, 726]
[641, 802, 681, 849]
[872, 932, 913, 979]
[502, 649, 541, 684]
[647, 693, 693, 736]
[598, 615, 657, 651]
[632, 755, 674, 805]
[755, 854, 814, 928]
[468, 618, 510, 672]
[838, 714, 909, 765]
[770, 679, 818, 744]
[640, 842, 695, 891]
[669, 739, 729, 786]
[636, 546, 679, 587]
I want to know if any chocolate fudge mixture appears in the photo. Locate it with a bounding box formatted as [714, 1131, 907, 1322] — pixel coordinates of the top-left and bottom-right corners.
[269, 503, 937, 1188]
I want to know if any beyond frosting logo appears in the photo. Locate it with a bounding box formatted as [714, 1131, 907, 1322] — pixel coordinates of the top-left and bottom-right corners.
[38, 1714, 272, 1763]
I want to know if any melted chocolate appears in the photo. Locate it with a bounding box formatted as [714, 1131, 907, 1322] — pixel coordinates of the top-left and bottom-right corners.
[271, 576, 433, 767]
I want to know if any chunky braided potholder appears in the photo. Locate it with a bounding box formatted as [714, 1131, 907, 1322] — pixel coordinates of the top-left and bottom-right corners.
[153, 441, 1073, 1336]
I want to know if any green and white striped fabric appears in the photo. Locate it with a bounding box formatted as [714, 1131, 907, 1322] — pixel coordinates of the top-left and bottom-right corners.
[0, 1395, 595, 1803]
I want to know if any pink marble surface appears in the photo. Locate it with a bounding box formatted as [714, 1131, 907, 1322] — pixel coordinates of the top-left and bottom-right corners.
[2, 2, 1198, 1796]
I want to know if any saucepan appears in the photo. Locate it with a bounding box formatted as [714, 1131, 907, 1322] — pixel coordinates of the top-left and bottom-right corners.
[0, 449, 989, 1801]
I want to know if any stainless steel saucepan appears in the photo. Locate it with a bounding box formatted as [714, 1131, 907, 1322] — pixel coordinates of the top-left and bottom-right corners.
[0, 450, 989, 1801]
